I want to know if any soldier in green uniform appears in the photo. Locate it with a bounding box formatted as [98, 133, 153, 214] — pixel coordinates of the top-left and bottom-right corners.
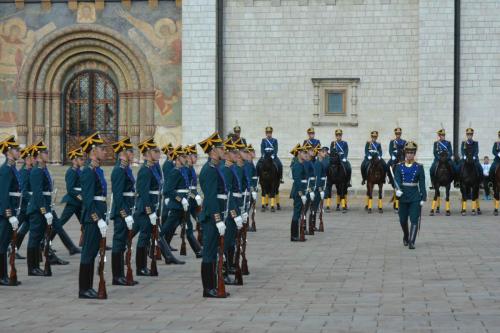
[134, 137, 163, 275]
[161, 143, 174, 241]
[78, 132, 108, 299]
[220, 138, 244, 285]
[110, 137, 138, 286]
[198, 132, 229, 298]
[158, 145, 188, 265]
[290, 144, 308, 241]
[394, 141, 426, 250]
[310, 145, 326, 231]
[185, 144, 203, 257]
[53, 148, 85, 255]
[0, 136, 22, 286]
[13, 144, 34, 260]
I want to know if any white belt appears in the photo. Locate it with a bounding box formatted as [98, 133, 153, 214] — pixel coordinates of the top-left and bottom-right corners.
[27, 191, 51, 196]
[217, 194, 228, 200]
[252, 176, 258, 179]
[232, 193, 242, 198]
[301, 180, 307, 183]
[9, 192, 21, 197]
[321, 177, 326, 180]
[189, 186, 197, 190]
[93, 196, 106, 201]
[73, 187, 82, 191]
[123, 192, 135, 197]
[176, 189, 189, 193]
[309, 177, 316, 180]
[243, 190, 249, 195]
[402, 183, 418, 187]
[149, 191, 160, 195]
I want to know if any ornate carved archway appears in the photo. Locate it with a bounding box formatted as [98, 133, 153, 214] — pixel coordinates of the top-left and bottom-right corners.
[16, 24, 156, 164]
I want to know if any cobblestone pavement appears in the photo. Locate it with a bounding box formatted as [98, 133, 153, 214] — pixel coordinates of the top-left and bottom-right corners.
[1, 198, 500, 333]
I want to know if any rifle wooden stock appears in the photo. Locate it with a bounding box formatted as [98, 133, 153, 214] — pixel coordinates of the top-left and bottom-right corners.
[150, 224, 159, 276]
[9, 230, 18, 285]
[299, 202, 307, 242]
[241, 222, 249, 275]
[217, 235, 226, 298]
[318, 199, 325, 232]
[180, 212, 187, 256]
[43, 225, 52, 276]
[234, 230, 243, 285]
[97, 237, 107, 299]
[125, 230, 134, 285]
[250, 200, 256, 231]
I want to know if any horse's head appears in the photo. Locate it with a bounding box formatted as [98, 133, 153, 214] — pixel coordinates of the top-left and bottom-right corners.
[439, 150, 449, 162]
[394, 148, 404, 164]
[263, 150, 274, 161]
[369, 150, 380, 163]
[329, 150, 341, 165]
[464, 143, 474, 164]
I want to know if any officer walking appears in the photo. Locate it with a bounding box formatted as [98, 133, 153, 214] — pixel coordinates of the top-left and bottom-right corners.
[185, 144, 203, 257]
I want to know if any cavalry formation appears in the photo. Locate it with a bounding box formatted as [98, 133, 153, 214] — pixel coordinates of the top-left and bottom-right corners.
[0, 125, 499, 299]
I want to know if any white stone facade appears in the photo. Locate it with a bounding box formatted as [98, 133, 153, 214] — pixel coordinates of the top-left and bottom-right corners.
[182, 0, 500, 185]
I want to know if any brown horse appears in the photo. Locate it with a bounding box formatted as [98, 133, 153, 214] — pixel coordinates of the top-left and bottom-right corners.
[493, 164, 500, 216]
[364, 153, 386, 214]
[430, 151, 454, 216]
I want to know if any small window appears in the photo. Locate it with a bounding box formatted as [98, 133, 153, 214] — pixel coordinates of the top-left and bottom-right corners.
[326, 91, 345, 115]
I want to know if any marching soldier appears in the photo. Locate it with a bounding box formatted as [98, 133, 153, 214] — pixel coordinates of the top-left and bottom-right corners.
[245, 144, 258, 232]
[258, 126, 283, 183]
[361, 131, 387, 185]
[110, 137, 138, 286]
[185, 144, 203, 257]
[387, 128, 407, 187]
[158, 145, 187, 265]
[134, 137, 163, 275]
[329, 129, 352, 189]
[161, 143, 174, 231]
[14, 145, 34, 260]
[429, 128, 453, 188]
[0, 136, 22, 286]
[220, 138, 244, 285]
[394, 141, 426, 250]
[303, 127, 320, 147]
[49, 148, 83, 256]
[460, 128, 483, 179]
[198, 132, 229, 298]
[290, 144, 307, 241]
[310, 146, 326, 232]
[78, 132, 108, 298]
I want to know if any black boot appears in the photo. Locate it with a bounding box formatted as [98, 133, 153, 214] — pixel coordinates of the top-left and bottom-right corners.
[53, 228, 81, 255]
[165, 232, 178, 252]
[400, 222, 409, 246]
[202, 262, 217, 298]
[409, 224, 417, 250]
[158, 237, 185, 265]
[0, 253, 9, 285]
[79, 263, 97, 299]
[112, 252, 127, 285]
[187, 234, 202, 258]
[136, 247, 151, 276]
[27, 248, 45, 276]
[290, 221, 298, 241]
[48, 247, 69, 265]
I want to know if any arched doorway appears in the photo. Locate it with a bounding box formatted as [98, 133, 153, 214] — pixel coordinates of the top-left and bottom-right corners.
[63, 70, 118, 164]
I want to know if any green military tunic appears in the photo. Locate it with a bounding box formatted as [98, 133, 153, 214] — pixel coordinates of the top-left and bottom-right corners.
[290, 159, 307, 239]
[58, 166, 83, 227]
[160, 165, 190, 240]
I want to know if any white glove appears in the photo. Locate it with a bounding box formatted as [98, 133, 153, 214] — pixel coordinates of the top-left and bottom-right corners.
[97, 219, 107, 237]
[251, 191, 257, 200]
[148, 212, 157, 226]
[216, 221, 226, 235]
[234, 215, 243, 230]
[497, 152, 500, 158]
[320, 191, 325, 200]
[309, 192, 315, 201]
[195, 194, 202, 206]
[420, 201, 425, 206]
[125, 215, 134, 231]
[181, 197, 189, 212]
[242, 212, 249, 221]
[271, 155, 275, 159]
[473, 156, 476, 160]
[164, 198, 170, 206]
[8, 216, 19, 230]
[391, 156, 396, 161]
[44, 212, 54, 226]
[301, 195, 307, 205]
[396, 190, 403, 198]
[368, 155, 372, 160]
[342, 158, 347, 162]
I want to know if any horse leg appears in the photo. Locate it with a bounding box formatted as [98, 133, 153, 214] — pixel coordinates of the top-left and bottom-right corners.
[341, 185, 347, 213]
[471, 185, 477, 216]
[445, 185, 451, 216]
[270, 191, 276, 212]
[436, 189, 441, 213]
[335, 186, 341, 211]
[378, 184, 383, 213]
[461, 185, 467, 216]
[367, 184, 373, 214]
[494, 181, 500, 216]
[276, 190, 281, 210]
[475, 185, 481, 215]
[430, 188, 438, 216]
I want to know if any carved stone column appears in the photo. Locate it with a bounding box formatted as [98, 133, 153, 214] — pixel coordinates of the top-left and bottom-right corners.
[16, 90, 28, 144]
[50, 92, 62, 164]
[34, 90, 45, 141]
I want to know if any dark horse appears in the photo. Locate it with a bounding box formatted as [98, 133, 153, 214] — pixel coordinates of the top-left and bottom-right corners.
[458, 144, 482, 216]
[258, 151, 280, 212]
[492, 163, 500, 216]
[430, 151, 454, 216]
[389, 147, 405, 212]
[364, 152, 386, 214]
[327, 151, 349, 213]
